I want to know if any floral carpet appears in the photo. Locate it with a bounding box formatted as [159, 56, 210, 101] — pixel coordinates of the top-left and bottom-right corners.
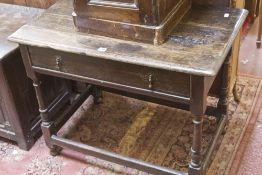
[0, 76, 261, 175]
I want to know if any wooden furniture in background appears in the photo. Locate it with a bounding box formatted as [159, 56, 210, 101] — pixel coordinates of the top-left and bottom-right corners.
[0, 3, 72, 150]
[0, 0, 56, 8]
[0, 3, 43, 150]
[73, 0, 191, 44]
[231, 0, 245, 8]
[257, 0, 262, 48]
[230, 0, 245, 102]
[245, 0, 258, 22]
[9, 0, 247, 174]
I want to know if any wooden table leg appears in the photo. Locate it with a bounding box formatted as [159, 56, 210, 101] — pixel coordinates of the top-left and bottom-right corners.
[257, 0, 262, 48]
[189, 49, 232, 174]
[189, 76, 207, 175]
[217, 49, 231, 121]
[30, 76, 62, 156]
[92, 86, 103, 104]
[189, 113, 204, 175]
[19, 45, 59, 152]
[20, 45, 76, 155]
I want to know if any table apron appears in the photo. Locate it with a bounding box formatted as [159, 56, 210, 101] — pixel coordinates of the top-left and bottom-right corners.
[28, 46, 191, 104]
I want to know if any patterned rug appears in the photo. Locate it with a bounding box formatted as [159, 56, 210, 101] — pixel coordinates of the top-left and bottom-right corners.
[0, 76, 261, 175]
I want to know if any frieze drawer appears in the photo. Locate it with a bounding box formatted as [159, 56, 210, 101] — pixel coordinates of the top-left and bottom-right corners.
[29, 46, 190, 98]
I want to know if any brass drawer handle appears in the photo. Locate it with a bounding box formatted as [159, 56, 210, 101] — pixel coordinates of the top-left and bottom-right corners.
[148, 74, 153, 89]
[55, 55, 63, 70]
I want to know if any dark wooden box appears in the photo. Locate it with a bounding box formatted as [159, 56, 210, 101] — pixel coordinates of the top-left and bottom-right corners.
[73, 0, 191, 44]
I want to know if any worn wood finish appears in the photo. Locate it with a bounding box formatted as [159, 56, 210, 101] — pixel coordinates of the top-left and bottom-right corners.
[257, 0, 262, 48]
[9, 0, 248, 174]
[10, 1, 248, 77]
[74, 0, 184, 25]
[29, 46, 191, 99]
[73, 0, 191, 44]
[0, 3, 71, 150]
[190, 0, 245, 102]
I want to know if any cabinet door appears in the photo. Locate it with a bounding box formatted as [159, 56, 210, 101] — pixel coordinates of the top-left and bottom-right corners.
[0, 62, 12, 131]
[0, 99, 6, 125]
[0, 93, 12, 130]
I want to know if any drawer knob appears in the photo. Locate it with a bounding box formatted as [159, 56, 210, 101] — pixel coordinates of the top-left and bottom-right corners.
[55, 56, 62, 70]
[148, 74, 153, 89]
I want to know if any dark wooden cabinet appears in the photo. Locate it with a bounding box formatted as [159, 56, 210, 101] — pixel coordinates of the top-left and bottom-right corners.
[0, 3, 72, 150]
[0, 51, 39, 144]
[73, 0, 191, 44]
[0, 51, 69, 150]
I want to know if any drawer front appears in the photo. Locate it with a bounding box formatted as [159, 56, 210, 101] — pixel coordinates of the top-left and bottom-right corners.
[29, 47, 190, 98]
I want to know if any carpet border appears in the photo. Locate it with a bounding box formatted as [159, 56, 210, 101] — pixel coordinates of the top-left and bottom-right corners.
[226, 76, 262, 175]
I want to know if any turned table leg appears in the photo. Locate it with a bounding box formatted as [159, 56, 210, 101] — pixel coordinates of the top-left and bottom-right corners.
[188, 49, 231, 174]
[217, 49, 231, 126]
[189, 76, 208, 175]
[257, 0, 262, 48]
[189, 114, 204, 175]
[19, 45, 65, 156]
[32, 78, 63, 156]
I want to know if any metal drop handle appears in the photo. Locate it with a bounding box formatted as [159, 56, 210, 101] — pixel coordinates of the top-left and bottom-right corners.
[55, 55, 62, 69]
[148, 74, 153, 89]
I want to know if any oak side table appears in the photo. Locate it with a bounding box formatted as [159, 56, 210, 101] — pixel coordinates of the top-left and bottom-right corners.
[9, 0, 248, 174]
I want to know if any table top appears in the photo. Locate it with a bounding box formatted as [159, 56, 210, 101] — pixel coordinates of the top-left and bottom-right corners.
[0, 3, 43, 60]
[9, 0, 247, 76]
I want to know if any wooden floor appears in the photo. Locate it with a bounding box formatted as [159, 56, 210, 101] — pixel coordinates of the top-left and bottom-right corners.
[239, 18, 262, 77]
[236, 17, 262, 175]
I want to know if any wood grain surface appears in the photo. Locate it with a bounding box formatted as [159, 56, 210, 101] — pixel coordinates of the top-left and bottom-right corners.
[0, 3, 43, 59]
[9, 0, 248, 77]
